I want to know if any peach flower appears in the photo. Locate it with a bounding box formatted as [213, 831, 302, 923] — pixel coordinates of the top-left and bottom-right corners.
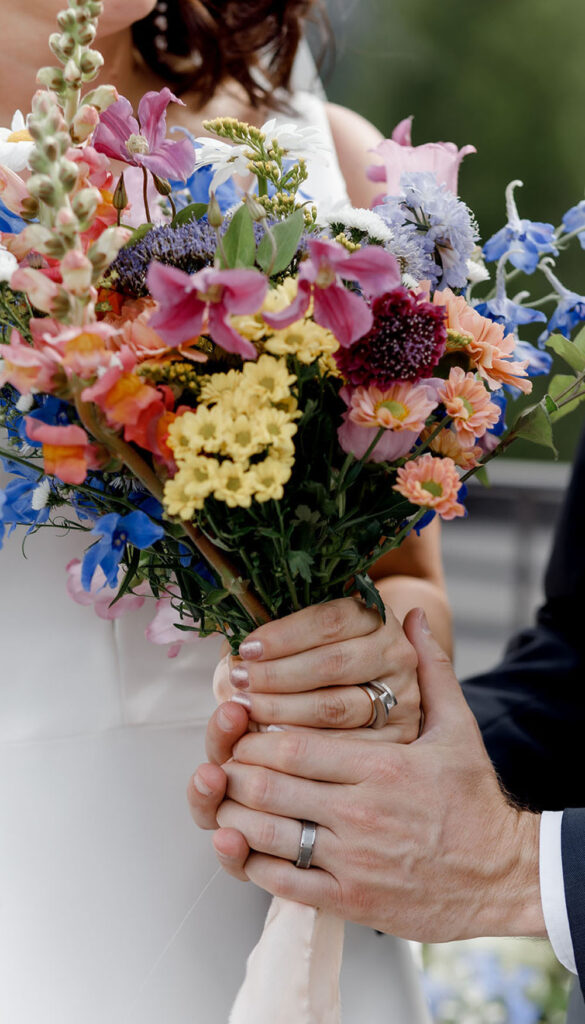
[394, 453, 465, 520]
[104, 295, 207, 364]
[347, 381, 438, 433]
[432, 288, 532, 393]
[437, 366, 501, 447]
[424, 426, 482, 470]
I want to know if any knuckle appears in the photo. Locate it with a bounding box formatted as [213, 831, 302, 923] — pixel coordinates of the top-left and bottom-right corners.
[247, 768, 272, 808]
[316, 645, 347, 683]
[317, 691, 349, 726]
[257, 816, 277, 851]
[317, 601, 347, 641]
[279, 731, 310, 772]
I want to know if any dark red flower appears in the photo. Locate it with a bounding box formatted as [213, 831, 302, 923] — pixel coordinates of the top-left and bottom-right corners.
[334, 287, 447, 388]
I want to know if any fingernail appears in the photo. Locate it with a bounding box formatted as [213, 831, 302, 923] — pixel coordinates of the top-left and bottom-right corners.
[217, 706, 235, 732]
[230, 665, 250, 689]
[267, 724, 285, 732]
[193, 771, 212, 797]
[419, 609, 431, 634]
[239, 639, 263, 660]
[231, 693, 252, 710]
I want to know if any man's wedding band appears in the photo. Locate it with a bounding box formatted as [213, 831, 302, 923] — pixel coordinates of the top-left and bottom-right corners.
[296, 820, 318, 869]
[360, 680, 398, 729]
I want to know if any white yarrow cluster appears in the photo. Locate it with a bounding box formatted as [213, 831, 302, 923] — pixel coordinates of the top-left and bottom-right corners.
[324, 204, 394, 244]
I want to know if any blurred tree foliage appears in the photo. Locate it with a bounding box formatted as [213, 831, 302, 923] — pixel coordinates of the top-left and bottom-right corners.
[321, 0, 585, 459]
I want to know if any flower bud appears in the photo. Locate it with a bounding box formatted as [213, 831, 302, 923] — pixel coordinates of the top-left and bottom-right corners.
[57, 9, 77, 32]
[151, 173, 172, 197]
[72, 186, 101, 223]
[86, 1, 103, 16]
[70, 103, 99, 144]
[82, 84, 119, 113]
[88, 226, 133, 268]
[112, 173, 128, 212]
[58, 159, 80, 191]
[27, 174, 58, 206]
[20, 196, 40, 221]
[243, 193, 267, 222]
[208, 192, 224, 228]
[63, 59, 83, 89]
[77, 23, 96, 46]
[36, 66, 66, 93]
[60, 249, 93, 295]
[79, 50, 103, 79]
[44, 235, 68, 259]
[56, 206, 78, 231]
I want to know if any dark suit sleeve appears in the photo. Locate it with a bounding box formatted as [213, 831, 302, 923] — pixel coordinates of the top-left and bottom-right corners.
[461, 428, 585, 990]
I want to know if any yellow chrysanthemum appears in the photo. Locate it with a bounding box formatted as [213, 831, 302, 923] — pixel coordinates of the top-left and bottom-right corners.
[168, 405, 226, 456]
[262, 277, 299, 315]
[197, 368, 244, 404]
[318, 352, 343, 378]
[222, 413, 268, 460]
[213, 460, 256, 508]
[265, 320, 339, 365]
[228, 312, 268, 344]
[163, 472, 199, 520]
[249, 457, 293, 502]
[256, 405, 298, 450]
[182, 456, 221, 499]
[242, 354, 296, 402]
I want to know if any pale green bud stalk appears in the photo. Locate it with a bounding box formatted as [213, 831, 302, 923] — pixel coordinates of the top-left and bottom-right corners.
[61, 250, 93, 295]
[27, 174, 58, 206]
[49, 32, 75, 60]
[58, 159, 80, 191]
[63, 58, 83, 88]
[208, 192, 224, 228]
[87, 226, 133, 273]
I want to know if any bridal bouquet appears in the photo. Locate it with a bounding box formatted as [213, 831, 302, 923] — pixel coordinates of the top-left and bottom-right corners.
[2, 0, 585, 1019]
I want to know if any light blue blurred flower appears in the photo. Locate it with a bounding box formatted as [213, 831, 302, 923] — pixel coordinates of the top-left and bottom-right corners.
[484, 180, 557, 273]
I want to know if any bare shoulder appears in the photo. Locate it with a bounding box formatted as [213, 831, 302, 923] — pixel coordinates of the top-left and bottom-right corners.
[325, 102, 384, 208]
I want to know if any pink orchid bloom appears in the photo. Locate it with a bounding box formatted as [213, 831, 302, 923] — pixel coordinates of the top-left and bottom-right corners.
[367, 116, 476, 199]
[66, 559, 149, 620]
[147, 263, 268, 360]
[263, 238, 401, 348]
[93, 88, 196, 182]
[145, 590, 203, 659]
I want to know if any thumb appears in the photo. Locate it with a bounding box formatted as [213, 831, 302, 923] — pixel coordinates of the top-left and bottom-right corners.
[403, 607, 469, 733]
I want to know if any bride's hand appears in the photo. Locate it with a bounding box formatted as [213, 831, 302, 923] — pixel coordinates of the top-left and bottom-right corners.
[213, 597, 421, 743]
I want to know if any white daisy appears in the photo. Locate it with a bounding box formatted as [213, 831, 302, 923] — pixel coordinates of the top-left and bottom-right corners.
[261, 119, 329, 163]
[194, 138, 252, 192]
[0, 243, 17, 282]
[0, 111, 34, 173]
[324, 203, 394, 243]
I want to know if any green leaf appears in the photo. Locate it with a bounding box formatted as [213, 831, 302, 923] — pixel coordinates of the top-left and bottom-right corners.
[171, 202, 208, 227]
[572, 323, 585, 357]
[293, 504, 322, 526]
[544, 393, 559, 414]
[511, 401, 557, 455]
[473, 465, 490, 487]
[122, 223, 154, 248]
[548, 373, 585, 422]
[288, 549, 314, 582]
[353, 573, 386, 623]
[221, 205, 256, 268]
[546, 334, 585, 373]
[256, 210, 305, 276]
[109, 544, 141, 607]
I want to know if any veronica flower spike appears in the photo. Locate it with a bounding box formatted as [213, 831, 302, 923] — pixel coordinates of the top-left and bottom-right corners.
[93, 88, 195, 183]
[483, 180, 557, 273]
[263, 238, 401, 348]
[147, 262, 268, 359]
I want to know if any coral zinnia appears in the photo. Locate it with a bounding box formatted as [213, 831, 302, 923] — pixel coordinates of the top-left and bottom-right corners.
[334, 287, 447, 388]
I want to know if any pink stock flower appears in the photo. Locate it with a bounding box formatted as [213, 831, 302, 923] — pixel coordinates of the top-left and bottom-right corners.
[145, 589, 203, 658]
[263, 238, 401, 348]
[66, 558, 149, 620]
[93, 88, 196, 182]
[437, 366, 501, 447]
[147, 263, 268, 359]
[347, 381, 438, 433]
[394, 453, 466, 520]
[433, 288, 532, 393]
[367, 116, 476, 200]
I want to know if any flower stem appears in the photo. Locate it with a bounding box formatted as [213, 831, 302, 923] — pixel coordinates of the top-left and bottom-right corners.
[141, 166, 152, 223]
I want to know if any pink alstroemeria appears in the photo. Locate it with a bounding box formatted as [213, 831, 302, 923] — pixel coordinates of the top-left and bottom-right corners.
[147, 263, 268, 360]
[263, 238, 401, 348]
[367, 116, 476, 199]
[66, 559, 149, 620]
[93, 88, 195, 182]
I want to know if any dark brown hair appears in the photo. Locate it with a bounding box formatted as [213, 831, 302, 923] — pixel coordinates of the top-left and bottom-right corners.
[132, 0, 330, 108]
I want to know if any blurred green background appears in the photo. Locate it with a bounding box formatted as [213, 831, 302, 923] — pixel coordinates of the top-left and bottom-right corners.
[321, 0, 585, 461]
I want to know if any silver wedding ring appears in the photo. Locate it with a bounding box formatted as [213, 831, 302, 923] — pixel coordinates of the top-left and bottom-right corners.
[360, 680, 398, 729]
[296, 820, 318, 869]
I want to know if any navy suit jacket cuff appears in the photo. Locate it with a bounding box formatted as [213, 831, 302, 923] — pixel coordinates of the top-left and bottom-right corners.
[562, 808, 585, 995]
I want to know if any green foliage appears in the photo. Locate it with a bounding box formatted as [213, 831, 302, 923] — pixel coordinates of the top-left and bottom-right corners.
[171, 203, 208, 227]
[256, 210, 305, 275]
[220, 204, 256, 268]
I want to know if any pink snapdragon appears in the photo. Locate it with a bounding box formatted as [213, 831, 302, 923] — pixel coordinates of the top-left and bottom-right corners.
[145, 590, 203, 658]
[66, 559, 149, 620]
[367, 116, 476, 200]
[93, 88, 195, 182]
[24, 420, 99, 485]
[147, 263, 268, 359]
[0, 163, 31, 215]
[0, 328, 59, 394]
[263, 238, 401, 348]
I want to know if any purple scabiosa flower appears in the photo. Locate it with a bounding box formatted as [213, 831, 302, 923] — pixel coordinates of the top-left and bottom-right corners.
[334, 287, 447, 388]
[562, 200, 585, 248]
[483, 180, 557, 273]
[376, 171, 478, 289]
[93, 88, 195, 182]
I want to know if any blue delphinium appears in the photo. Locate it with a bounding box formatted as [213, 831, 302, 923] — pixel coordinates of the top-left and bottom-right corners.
[377, 171, 478, 290]
[81, 511, 165, 591]
[483, 180, 557, 273]
[0, 197, 25, 234]
[0, 461, 51, 547]
[538, 260, 585, 341]
[562, 199, 585, 249]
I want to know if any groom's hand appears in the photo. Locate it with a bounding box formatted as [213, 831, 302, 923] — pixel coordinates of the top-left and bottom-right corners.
[210, 610, 547, 942]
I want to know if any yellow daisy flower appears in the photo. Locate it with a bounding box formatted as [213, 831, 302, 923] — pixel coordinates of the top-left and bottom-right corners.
[163, 472, 198, 520]
[256, 406, 298, 450]
[213, 460, 256, 508]
[242, 354, 296, 402]
[222, 414, 268, 460]
[250, 457, 293, 502]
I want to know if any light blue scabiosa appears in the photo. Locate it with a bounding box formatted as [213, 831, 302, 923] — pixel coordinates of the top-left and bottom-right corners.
[81, 511, 165, 591]
[376, 171, 478, 289]
[484, 180, 557, 273]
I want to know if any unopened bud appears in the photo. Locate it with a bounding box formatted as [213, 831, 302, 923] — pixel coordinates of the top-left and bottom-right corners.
[77, 23, 96, 46]
[88, 225, 133, 268]
[60, 249, 93, 295]
[72, 186, 100, 223]
[36, 66, 66, 93]
[113, 173, 128, 212]
[243, 193, 267, 222]
[208, 192, 223, 228]
[86, 1, 103, 16]
[27, 174, 58, 205]
[82, 84, 118, 113]
[63, 59, 82, 89]
[20, 196, 40, 221]
[79, 50, 103, 79]
[44, 235, 68, 259]
[58, 159, 80, 191]
[151, 173, 172, 197]
[56, 206, 78, 231]
[57, 9, 77, 32]
[70, 103, 99, 144]
[51, 290, 73, 321]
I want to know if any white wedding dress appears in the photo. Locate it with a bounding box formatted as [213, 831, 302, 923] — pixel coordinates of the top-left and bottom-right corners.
[0, 91, 431, 1024]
